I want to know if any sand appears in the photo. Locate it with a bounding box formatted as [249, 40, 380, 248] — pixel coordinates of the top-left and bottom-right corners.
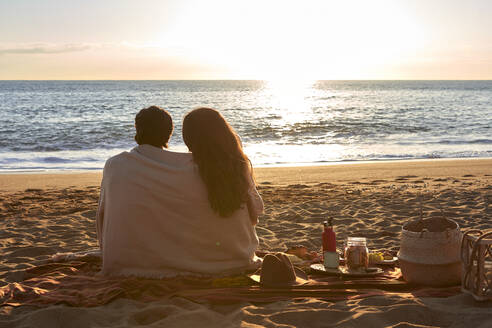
[1, 159, 492, 327]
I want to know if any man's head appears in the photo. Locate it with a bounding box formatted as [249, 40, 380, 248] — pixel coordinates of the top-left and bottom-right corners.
[134, 106, 173, 148]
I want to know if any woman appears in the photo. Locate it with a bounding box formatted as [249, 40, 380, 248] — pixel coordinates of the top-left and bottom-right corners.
[182, 107, 263, 225]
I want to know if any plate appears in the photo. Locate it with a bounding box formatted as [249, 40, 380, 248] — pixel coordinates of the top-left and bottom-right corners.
[310, 264, 342, 275]
[339, 266, 383, 277]
[310, 264, 383, 277]
[371, 257, 398, 266]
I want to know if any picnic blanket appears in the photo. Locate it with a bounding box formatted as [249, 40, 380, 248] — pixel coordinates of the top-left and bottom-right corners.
[0, 252, 461, 308]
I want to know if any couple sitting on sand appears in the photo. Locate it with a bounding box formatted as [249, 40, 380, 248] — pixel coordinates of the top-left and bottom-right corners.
[96, 106, 264, 278]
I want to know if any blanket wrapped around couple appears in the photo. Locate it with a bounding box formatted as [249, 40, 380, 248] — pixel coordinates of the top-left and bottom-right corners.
[96, 144, 263, 278]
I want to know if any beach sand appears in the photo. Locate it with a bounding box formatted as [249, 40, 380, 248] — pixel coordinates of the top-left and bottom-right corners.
[1, 159, 492, 327]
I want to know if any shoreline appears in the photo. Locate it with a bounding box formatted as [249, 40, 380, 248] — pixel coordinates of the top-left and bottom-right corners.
[2, 156, 492, 173]
[2, 156, 491, 173]
[1, 157, 491, 192]
[254, 156, 492, 168]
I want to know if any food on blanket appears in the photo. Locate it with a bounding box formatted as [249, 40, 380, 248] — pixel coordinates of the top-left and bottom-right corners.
[372, 252, 394, 261]
[383, 251, 394, 260]
[369, 251, 397, 266]
[284, 253, 304, 264]
[369, 252, 384, 264]
[286, 245, 308, 258]
[310, 251, 322, 263]
[286, 245, 320, 261]
[344, 237, 369, 270]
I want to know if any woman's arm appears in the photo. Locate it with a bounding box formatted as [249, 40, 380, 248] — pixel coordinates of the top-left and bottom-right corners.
[96, 185, 105, 250]
[246, 175, 264, 226]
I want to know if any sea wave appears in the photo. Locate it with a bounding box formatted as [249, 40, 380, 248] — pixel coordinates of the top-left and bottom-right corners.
[435, 139, 492, 145]
[1, 80, 491, 171]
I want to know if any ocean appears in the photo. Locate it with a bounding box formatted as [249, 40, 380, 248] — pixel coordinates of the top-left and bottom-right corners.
[0, 80, 491, 172]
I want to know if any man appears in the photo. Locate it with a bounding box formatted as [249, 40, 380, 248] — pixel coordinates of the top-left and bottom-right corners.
[96, 105, 173, 247]
[96, 106, 261, 278]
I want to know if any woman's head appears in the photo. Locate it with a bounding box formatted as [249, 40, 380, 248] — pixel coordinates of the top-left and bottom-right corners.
[182, 107, 241, 155]
[183, 107, 251, 217]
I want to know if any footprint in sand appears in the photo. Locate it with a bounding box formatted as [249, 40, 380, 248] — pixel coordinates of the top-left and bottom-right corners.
[81, 210, 97, 220]
[287, 184, 310, 189]
[370, 180, 387, 184]
[9, 245, 54, 258]
[24, 188, 43, 193]
[396, 175, 418, 180]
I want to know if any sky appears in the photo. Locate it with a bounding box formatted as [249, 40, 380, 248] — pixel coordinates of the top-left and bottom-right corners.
[0, 0, 491, 80]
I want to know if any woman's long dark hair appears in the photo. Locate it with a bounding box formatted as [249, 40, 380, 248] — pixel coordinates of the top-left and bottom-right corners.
[182, 107, 252, 217]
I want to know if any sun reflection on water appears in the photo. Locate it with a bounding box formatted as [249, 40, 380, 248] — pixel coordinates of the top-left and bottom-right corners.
[261, 79, 317, 125]
[247, 79, 350, 164]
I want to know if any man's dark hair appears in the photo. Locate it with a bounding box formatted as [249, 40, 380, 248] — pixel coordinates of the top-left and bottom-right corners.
[134, 106, 173, 148]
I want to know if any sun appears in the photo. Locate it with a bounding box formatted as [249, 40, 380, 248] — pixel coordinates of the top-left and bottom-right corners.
[160, 0, 425, 80]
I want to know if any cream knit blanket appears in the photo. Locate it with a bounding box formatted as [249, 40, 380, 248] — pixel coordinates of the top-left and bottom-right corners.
[96, 144, 262, 278]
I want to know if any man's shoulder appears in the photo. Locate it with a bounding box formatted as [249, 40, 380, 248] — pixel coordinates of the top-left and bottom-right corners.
[108, 150, 131, 161]
[104, 145, 194, 172]
[103, 150, 132, 170]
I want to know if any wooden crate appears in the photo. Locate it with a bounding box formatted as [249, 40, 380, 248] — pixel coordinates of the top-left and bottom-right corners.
[461, 230, 492, 301]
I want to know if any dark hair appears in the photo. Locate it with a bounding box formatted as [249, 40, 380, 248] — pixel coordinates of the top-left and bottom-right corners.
[182, 107, 252, 217]
[135, 106, 173, 148]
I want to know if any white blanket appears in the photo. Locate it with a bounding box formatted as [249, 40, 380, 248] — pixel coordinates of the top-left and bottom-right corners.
[96, 144, 263, 278]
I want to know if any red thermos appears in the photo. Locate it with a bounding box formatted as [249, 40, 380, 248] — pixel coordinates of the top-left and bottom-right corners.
[323, 218, 338, 268]
[323, 218, 336, 252]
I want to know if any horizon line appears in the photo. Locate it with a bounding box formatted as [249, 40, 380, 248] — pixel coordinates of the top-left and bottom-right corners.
[1, 79, 492, 82]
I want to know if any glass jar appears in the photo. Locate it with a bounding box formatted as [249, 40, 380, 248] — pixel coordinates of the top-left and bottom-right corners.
[344, 237, 369, 271]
